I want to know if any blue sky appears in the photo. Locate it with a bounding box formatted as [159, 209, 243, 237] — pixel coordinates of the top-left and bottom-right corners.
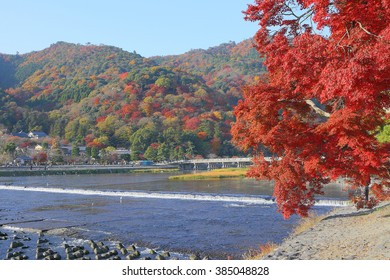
[0, 0, 259, 57]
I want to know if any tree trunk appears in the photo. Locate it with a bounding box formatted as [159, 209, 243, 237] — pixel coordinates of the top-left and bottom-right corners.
[364, 185, 369, 201]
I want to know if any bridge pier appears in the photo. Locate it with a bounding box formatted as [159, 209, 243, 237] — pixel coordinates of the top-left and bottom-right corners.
[208, 163, 219, 170]
[222, 162, 232, 169]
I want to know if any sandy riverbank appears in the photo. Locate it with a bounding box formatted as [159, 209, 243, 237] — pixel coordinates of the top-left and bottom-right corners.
[169, 168, 248, 180]
[263, 202, 390, 260]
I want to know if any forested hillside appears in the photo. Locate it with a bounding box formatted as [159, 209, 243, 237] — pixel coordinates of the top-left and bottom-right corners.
[0, 40, 265, 160]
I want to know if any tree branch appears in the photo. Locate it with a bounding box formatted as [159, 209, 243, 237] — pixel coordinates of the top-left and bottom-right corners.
[356, 21, 381, 38]
[305, 100, 330, 118]
[277, 98, 331, 118]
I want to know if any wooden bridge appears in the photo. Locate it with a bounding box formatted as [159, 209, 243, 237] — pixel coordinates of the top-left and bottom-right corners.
[172, 157, 255, 170]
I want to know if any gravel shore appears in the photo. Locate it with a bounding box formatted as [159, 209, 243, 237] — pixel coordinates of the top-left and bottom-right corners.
[0, 227, 202, 260]
[263, 202, 390, 260]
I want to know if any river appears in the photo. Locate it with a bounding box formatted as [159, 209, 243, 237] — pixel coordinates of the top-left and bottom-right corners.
[0, 172, 348, 259]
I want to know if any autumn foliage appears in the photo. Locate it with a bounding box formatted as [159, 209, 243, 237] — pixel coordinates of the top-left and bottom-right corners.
[0, 40, 264, 160]
[232, 0, 390, 218]
[32, 152, 48, 164]
[371, 182, 390, 201]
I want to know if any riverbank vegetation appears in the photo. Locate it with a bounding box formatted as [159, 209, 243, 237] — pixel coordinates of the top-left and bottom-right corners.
[169, 167, 248, 180]
[0, 166, 178, 177]
[243, 242, 278, 260]
[291, 213, 327, 236]
[243, 212, 325, 260]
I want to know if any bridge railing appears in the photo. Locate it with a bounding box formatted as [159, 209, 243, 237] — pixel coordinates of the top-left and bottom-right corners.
[172, 157, 279, 164]
[172, 158, 249, 164]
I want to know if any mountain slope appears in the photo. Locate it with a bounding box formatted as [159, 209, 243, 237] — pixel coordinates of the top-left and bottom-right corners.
[0, 40, 264, 160]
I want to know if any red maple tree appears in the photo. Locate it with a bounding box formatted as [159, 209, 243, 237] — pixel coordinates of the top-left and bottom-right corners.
[232, 0, 390, 218]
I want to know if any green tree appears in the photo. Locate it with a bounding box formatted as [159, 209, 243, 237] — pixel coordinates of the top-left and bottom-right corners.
[129, 124, 158, 159]
[96, 115, 119, 136]
[120, 154, 131, 162]
[4, 142, 16, 156]
[198, 120, 213, 140]
[72, 144, 80, 156]
[86, 146, 92, 157]
[50, 149, 63, 164]
[65, 119, 79, 143]
[114, 126, 133, 147]
[173, 146, 185, 160]
[155, 76, 173, 88]
[157, 143, 169, 162]
[185, 141, 195, 158]
[213, 123, 222, 139]
[377, 122, 390, 143]
[91, 146, 100, 159]
[42, 142, 49, 150]
[162, 127, 181, 145]
[49, 111, 68, 138]
[144, 146, 158, 161]
[130, 150, 139, 161]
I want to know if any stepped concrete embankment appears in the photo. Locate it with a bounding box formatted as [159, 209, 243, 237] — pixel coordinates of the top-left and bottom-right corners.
[263, 202, 390, 260]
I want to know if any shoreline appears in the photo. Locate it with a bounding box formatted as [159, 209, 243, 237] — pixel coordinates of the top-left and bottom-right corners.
[0, 226, 202, 260]
[0, 165, 178, 177]
[262, 201, 390, 260]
